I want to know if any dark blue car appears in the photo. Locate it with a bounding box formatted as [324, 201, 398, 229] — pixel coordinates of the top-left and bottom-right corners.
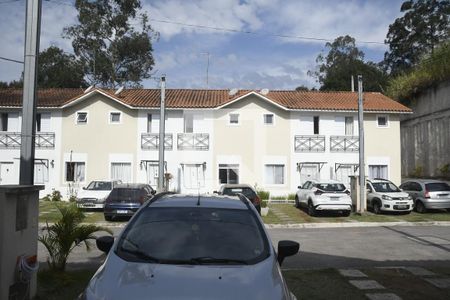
[104, 183, 155, 221]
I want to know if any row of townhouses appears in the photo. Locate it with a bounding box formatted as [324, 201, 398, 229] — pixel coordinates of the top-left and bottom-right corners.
[0, 88, 411, 198]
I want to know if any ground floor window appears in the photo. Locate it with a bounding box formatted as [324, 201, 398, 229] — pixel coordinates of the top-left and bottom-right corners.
[111, 162, 132, 183]
[369, 165, 388, 179]
[218, 164, 239, 184]
[66, 162, 85, 182]
[335, 165, 355, 187]
[183, 164, 205, 188]
[265, 164, 284, 184]
[34, 161, 49, 184]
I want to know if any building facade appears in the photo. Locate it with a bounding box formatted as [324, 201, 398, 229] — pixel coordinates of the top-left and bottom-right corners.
[0, 88, 411, 198]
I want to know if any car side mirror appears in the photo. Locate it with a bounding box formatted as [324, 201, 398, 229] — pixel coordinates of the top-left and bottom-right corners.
[96, 236, 114, 253]
[213, 190, 218, 194]
[277, 240, 300, 266]
[82, 187, 86, 190]
[297, 186, 302, 189]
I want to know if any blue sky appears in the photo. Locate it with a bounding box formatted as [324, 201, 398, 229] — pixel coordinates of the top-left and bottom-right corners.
[0, 0, 405, 90]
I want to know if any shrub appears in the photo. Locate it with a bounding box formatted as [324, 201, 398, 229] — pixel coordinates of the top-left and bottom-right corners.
[68, 195, 77, 202]
[257, 190, 270, 200]
[410, 165, 424, 178]
[287, 193, 296, 200]
[260, 200, 268, 208]
[42, 194, 51, 201]
[438, 163, 450, 178]
[50, 190, 62, 202]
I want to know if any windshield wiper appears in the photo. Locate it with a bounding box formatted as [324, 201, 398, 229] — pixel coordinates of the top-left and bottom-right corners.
[189, 256, 248, 265]
[119, 247, 161, 263]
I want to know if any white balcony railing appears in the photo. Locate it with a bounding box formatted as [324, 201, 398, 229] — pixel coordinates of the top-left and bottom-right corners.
[141, 133, 173, 150]
[0, 132, 55, 149]
[330, 136, 359, 152]
[177, 133, 209, 151]
[294, 135, 325, 152]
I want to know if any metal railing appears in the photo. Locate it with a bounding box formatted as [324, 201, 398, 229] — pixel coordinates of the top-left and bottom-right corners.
[330, 135, 359, 152]
[0, 132, 55, 149]
[294, 135, 325, 152]
[141, 133, 173, 150]
[177, 133, 209, 150]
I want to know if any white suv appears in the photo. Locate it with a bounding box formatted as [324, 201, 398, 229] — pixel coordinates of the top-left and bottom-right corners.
[366, 179, 413, 214]
[76, 180, 122, 209]
[295, 180, 352, 216]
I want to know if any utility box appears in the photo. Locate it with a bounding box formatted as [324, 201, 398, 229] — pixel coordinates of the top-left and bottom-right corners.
[0, 185, 43, 300]
[349, 176, 367, 212]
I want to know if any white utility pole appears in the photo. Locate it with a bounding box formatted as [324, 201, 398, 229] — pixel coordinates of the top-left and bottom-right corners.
[357, 75, 365, 213]
[19, 0, 42, 185]
[157, 75, 166, 192]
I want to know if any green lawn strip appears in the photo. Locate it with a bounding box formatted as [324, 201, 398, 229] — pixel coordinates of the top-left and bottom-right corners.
[364, 267, 450, 300]
[35, 269, 95, 300]
[283, 268, 367, 300]
[39, 201, 108, 223]
[262, 209, 283, 224]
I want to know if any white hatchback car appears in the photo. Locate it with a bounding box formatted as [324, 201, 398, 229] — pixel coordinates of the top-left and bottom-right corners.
[366, 179, 413, 214]
[76, 180, 122, 209]
[295, 180, 352, 216]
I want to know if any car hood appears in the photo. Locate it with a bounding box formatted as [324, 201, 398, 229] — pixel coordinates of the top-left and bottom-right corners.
[77, 190, 111, 200]
[86, 252, 291, 300]
[378, 192, 410, 198]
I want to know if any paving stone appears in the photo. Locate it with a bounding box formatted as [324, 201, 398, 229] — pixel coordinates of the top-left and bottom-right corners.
[403, 267, 436, 276]
[349, 280, 385, 290]
[338, 269, 368, 278]
[366, 293, 402, 300]
[424, 278, 450, 289]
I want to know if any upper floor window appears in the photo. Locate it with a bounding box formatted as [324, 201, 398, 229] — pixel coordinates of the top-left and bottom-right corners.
[263, 114, 274, 125]
[345, 116, 354, 135]
[377, 115, 389, 128]
[147, 114, 152, 133]
[313, 116, 319, 134]
[110, 112, 121, 124]
[76, 112, 88, 124]
[184, 114, 193, 133]
[0, 113, 8, 131]
[0, 112, 19, 131]
[229, 113, 239, 125]
[36, 112, 51, 132]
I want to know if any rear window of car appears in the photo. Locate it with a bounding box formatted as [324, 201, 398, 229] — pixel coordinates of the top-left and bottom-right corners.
[223, 187, 256, 199]
[116, 207, 270, 265]
[86, 181, 112, 190]
[425, 183, 450, 192]
[108, 188, 144, 202]
[315, 183, 346, 192]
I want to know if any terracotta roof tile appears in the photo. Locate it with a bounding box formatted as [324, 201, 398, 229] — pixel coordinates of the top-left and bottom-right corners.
[0, 88, 412, 112]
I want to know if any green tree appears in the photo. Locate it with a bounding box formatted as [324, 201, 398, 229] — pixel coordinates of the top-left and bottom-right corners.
[38, 46, 87, 88]
[63, 0, 156, 88]
[0, 80, 22, 88]
[39, 204, 112, 271]
[384, 0, 450, 76]
[309, 35, 388, 92]
[295, 85, 309, 91]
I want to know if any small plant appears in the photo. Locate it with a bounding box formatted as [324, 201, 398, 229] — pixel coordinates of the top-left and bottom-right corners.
[260, 200, 268, 208]
[287, 193, 296, 200]
[410, 165, 423, 178]
[68, 195, 77, 202]
[39, 204, 112, 271]
[438, 163, 450, 178]
[257, 190, 270, 200]
[42, 194, 51, 201]
[49, 190, 62, 202]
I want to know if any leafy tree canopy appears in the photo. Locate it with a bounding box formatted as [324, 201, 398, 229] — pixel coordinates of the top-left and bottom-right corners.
[384, 0, 450, 76]
[309, 35, 388, 92]
[38, 46, 87, 88]
[63, 0, 157, 88]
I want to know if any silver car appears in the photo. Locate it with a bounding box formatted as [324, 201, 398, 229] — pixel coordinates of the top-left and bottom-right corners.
[80, 193, 299, 300]
[400, 180, 450, 213]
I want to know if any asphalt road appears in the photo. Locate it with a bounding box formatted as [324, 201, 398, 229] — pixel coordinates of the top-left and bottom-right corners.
[37, 225, 450, 271]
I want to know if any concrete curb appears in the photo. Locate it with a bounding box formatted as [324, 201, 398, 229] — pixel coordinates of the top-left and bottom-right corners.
[39, 221, 450, 229]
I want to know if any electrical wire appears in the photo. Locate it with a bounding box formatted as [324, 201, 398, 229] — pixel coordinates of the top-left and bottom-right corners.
[0, 56, 24, 64]
[0, 0, 22, 4]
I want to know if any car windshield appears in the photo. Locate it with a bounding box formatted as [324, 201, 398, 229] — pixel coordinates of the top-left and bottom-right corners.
[426, 182, 450, 192]
[222, 187, 256, 199]
[372, 182, 401, 193]
[116, 207, 269, 265]
[315, 183, 346, 192]
[86, 181, 112, 191]
[108, 188, 143, 202]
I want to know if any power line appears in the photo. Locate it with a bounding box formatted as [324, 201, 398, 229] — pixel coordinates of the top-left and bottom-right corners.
[0, 56, 24, 64]
[0, 0, 22, 4]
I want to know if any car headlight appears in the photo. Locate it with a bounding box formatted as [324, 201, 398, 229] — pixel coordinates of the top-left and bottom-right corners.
[407, 196, 412, 200]
[382, 195, 392, 200]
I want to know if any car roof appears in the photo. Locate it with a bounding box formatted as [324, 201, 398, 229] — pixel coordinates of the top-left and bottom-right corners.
[403, 179, 448, 184]
[368, 179, 392, 183]
[114, 183, 150, 189]
[220, 184, 254, 189]
[313, 179, 344, 184]
[149, 194, 249, 210]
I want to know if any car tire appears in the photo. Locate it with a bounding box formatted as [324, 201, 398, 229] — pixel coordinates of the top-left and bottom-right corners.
[308, 201, 316, 217]
[446, 208, 450, 212]
[104, 215, 112, 221]
[415, 201, 426, 213]
[295, 196, 300, 208]
[373, 202, 381, 214]
[342, 210, 351, 217]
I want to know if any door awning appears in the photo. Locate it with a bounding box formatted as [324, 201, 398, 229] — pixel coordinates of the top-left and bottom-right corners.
[296, 162, 327, 172]
[335, 163, 359, 173]
[140, 160, 167, 170]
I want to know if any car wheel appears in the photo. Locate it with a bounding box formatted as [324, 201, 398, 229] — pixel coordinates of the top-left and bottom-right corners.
[373, 202, 381, 214]
[307, 201, 316, 217]
[104, 215, 112, 221]
[446, 208, 450, 212]
[415, 201, 427, 213]
[295, 196, 300, 208]
[342, 210, 351, 217]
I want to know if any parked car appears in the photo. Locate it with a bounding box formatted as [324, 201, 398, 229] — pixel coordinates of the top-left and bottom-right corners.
[215, 184, 262, 214]
[83, 193, 299, 300]
[366, 179, 413, 214]
[76, 180, 122, 209]
[295, 180, 352, 216]
[103, 183, 155, 221]
[399, 180, 450, 213]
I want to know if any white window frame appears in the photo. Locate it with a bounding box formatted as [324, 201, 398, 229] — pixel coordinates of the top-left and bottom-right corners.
[376, 115, 389, 128]
[218, 164, 239, 184]
[109, 111, 122, 124]
[264, 164, 285, 185]
[184, 113, 194, 133]
[76, 111, 88, 125]
[110, 162, 132, 183]
[368, 164, 389, 180]
[64, 161, 86, 183]
[228, 113, 240, 125]
[263, 113, 275, 125]
[344, 116, 354, 135]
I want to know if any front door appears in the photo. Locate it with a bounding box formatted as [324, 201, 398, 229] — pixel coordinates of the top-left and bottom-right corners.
[0, 162, 16, 185]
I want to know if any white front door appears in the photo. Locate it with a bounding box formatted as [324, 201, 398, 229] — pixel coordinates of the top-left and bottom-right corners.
[336, 166, 354, 187]
[146, 163, 159, 188]
[300, 165, 319, 184]
[0, 162, 16, 184]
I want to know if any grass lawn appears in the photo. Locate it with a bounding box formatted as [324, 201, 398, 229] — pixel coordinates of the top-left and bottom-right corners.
[39, 201, 114, 224]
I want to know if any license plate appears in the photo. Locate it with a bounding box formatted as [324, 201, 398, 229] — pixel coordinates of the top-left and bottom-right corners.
[439, 194, 449, 197]
[396, 205, 408, 209]
[117, 210, 128, 214]
[330, 197, 340, 201]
